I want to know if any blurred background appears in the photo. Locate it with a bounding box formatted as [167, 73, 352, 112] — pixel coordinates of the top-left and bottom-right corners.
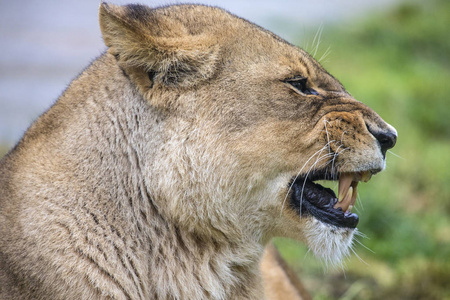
[0, 0, 449, 299]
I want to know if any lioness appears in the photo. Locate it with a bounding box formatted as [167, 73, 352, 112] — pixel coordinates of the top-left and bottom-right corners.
[0, 3, 397, 299]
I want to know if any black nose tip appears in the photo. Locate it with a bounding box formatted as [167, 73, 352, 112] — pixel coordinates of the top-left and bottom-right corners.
[369, 128, 397, 156]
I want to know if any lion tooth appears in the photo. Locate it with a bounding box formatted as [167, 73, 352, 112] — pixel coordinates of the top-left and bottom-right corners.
[350, 181, 358, 206]
[346, 186, 353, 203]
[338, 173, 353, 202]
[336, 174, 361, 211]
[334, 186, 353, 211]
[360, 171, 372, 182]
[348, 205, 354, 212]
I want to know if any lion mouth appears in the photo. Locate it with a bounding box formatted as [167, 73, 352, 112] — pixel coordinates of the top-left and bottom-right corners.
[290, 171, 373, 228]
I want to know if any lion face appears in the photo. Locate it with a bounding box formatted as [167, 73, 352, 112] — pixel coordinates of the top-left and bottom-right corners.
[100, 3, 397, 264]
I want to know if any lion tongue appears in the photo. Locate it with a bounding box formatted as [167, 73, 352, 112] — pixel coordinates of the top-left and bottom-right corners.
[334, 173, 358, 212]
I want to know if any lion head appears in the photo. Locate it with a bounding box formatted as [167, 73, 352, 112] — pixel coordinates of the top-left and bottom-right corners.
[100, 3, 397, 266]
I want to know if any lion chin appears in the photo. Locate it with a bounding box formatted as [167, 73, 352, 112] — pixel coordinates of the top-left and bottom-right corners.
[304, 218, 357, 266]
[288, 169, 383, 265]
[282, 150, 394, 266]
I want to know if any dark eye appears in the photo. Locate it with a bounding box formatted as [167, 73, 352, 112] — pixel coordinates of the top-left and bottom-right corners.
[285, 77, 318, 95]
[148, 70, 157, 81]
[148, 70, 157, 88]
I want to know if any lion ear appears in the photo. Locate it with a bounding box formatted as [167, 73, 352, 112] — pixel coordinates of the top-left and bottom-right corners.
[99, 2, 219, 87]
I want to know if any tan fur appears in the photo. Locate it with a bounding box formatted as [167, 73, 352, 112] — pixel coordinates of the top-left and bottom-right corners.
[0, 3, 396, 299]
[261, 245, 312, 300]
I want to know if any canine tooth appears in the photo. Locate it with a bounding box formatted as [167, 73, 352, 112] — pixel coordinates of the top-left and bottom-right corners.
[350, 181, 358, 206]
[361, 171, 372, 182]
[346, 186, 353, 203]
[348, 205, 354, 212]
[334, 186, 353, 211]
[342, 186, 353, 211]
[338, 173, 353, 202]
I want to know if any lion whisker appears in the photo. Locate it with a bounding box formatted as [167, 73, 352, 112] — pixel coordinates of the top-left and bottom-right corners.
[355, 193, 364, 212]
[312, 23, 324, 59]
[318, 45, 332, 63]
[280, 145, 329, 216]
[354, 230, 369, 240]
[303, 247, 312, 264]
[330, 145, 350, 180]
[350, 245, 369, 266]
[387, 150, 405, 160]
[353, 237, 375, 255]
[281, 137, 336, 217]
[298, 153, 334, 218]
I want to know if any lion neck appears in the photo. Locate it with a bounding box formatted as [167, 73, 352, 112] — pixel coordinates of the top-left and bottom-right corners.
[141, 210, 265, 299]
[102, 142, 265, 299]
[63, 54, 266, 299]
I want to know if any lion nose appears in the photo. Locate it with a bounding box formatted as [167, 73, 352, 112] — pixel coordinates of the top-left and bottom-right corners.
[368, 127, 397, 157]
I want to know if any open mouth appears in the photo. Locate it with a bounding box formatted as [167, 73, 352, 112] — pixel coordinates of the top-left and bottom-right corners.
[290, 171, 373, 228]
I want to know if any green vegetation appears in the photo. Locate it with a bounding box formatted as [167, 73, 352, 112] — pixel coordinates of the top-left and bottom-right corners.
[275, 0, 450, 299]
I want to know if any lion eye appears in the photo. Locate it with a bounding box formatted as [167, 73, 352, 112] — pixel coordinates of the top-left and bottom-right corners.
[285, 77, 318, 96]
[148, 70, 157, 88]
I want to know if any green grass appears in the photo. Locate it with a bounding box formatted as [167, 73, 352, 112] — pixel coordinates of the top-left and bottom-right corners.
[275, 0, 450, 299]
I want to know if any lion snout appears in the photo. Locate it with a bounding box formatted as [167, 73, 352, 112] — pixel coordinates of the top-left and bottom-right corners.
[366, 123, 397, 157]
